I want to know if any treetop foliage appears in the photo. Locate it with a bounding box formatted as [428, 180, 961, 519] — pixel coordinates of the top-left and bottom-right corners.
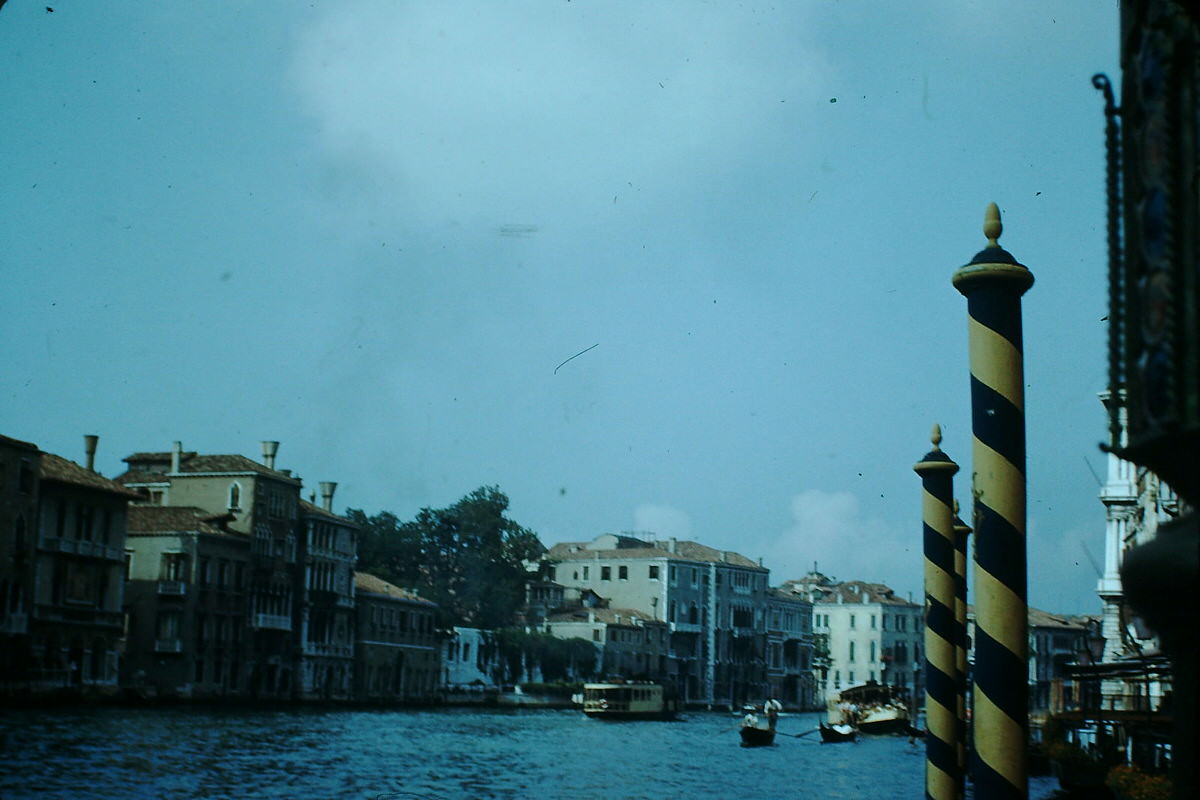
[348, 486, 545, 630]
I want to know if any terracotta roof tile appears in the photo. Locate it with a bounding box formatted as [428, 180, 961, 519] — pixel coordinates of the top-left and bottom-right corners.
[299, 499, 357, 525]
[40, 452, 141, 498]
[127, 506, 244, 538]
[546, 538, 763, 570]
[354, 572, 433, 605]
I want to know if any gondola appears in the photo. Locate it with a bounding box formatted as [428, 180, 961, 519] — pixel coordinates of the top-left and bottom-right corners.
[818, 722, 859, 743]
[739, 724, 776, 747]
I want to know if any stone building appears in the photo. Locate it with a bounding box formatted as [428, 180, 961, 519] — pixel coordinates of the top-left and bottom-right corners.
[547, 532, 771, 707]
[122, 505, 251, 698]
[354, 572, 439, 702]
[0, 434, 40, 690]
[783, 572, 924, 707]
[765, 587, 816, 709]
[295, 488, 357, 701]
[27, 439, 137, 695]
[119, 441, 304, 699]
[544, 607, 665, 681]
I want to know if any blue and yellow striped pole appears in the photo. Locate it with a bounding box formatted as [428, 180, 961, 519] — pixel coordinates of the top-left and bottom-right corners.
[953, 502, 972, 786]
[952, 204, 1033, 800]
[915, 424, 961, 800]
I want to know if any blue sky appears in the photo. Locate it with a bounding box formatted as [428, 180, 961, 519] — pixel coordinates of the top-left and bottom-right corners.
[2, 1, 1120, 613]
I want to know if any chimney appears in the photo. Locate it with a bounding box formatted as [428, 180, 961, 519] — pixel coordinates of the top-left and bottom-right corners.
[83, 435, 99, 472]
[720, 551, 728, 563]
[171, 441, 182, 474]
[319, 481, 337, 512]
[261, 441, 279, 470]
[669, 537, 677, 553]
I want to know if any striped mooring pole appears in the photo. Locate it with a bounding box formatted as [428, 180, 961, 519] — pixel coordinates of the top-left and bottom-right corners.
[952, 502, 972, 784]
[952, 204, 1033, 800]
[914, 424, 962, 800]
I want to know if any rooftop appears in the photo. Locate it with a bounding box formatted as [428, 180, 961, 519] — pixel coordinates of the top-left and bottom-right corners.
[354, 572, 434, 605]
[127, 506, 243, 538]
[40, 452, 141, 498]
[546, 534, 763, 570]
[782, 578, 918, 607]
[119, 451, 300, 484]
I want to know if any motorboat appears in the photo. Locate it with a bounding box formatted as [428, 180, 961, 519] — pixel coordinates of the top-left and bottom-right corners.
[829, 682, 912, 735]
[582, 682, 680, 720]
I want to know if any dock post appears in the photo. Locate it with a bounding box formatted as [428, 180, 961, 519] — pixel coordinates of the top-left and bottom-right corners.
[953, 502, 972, 789]
[952, 204, 1034, 800]
[915, 424, 962, 800]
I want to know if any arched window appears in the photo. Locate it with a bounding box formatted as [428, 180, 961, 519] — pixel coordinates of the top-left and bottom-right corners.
[228, 482, 242, 510]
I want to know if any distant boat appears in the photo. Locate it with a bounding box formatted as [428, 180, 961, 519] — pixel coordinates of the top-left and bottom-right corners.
[818, 722, 858, 743]
[829, 682, 912, 735]
[739, 724, 776, 747]
[582, 682, 680, 721]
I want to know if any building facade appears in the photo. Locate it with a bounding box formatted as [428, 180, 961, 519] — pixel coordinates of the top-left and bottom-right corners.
[544, 607, 665, 681]
[0, 435, 40, 690]
[122, 505, 251, 698]
[21, 439, 137, 696]
[295, 489, 357, 701]
[547, 533, 771, 707]
[119, 441, 305, 699]
[783, 573, 924, 708]
[354, 571, 439, 702]
[765, 588, 816, 709]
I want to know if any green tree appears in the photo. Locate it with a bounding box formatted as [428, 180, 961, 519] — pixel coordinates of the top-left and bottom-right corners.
[352, 486, 545, 629]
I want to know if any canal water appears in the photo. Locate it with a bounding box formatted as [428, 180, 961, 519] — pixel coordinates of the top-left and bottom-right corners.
[0, 707, 1064, 799]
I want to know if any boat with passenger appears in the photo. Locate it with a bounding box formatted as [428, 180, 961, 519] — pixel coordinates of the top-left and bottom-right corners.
[828, 682, 912, 735]
[581, 681, 680, 721]
[818, 722, 859, 743]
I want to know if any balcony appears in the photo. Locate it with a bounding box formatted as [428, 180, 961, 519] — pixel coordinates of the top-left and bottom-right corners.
[37, 536, 123, 561]
[301, 642, 354, 659]
[252, 613, 292, 631]
[157, 581, 187, 596]
[33, 604, 123, 630]
[154, 638, 184, 653]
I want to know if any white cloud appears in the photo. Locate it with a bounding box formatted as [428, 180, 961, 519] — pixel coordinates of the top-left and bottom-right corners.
[633, 503, 693, 541]
[767, 488, 921, 597]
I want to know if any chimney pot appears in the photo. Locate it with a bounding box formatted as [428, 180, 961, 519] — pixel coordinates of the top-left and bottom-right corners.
[83, 435, 99, 472]
[319, 481, 337, 512]
[261, 441, 279, 470]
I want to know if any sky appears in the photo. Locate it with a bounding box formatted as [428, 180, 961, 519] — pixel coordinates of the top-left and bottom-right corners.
[1, 1, 1121, 614]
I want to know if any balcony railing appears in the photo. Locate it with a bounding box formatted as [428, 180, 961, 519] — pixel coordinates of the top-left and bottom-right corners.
[33, 604, 123, 629]
[252, 613, 292, 631]
[37, 536, 123, 561]
[157, 581, 187, 596]
[301, 642, 354, 658]
[155, 638, 184, 653]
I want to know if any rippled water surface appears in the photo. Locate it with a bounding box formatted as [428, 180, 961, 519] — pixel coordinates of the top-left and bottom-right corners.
[0, 707, 1063, 799]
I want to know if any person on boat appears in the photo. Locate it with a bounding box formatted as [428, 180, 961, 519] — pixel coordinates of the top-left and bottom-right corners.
[763, 698, 782, 730]
[742, 712, 759, 729]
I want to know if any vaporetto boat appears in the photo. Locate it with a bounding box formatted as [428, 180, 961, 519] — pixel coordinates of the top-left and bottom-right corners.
[581, 681, 680, 721]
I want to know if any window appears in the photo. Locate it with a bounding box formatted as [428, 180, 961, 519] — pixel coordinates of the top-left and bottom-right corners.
[882, 615, 889, 630]
[649, 565, 659, 580]
[870, 614, 876, 629]
[592, 629, 601, 642]
[849, 614, 856, 629]
[583, 566, 589, 580]
[669, 601, 677, 622]
[669, 566, 676, 584]
[870, 641, 876, 661]
[618, 565, 628, 580]
[849, 641, 856, 662]
[848, 671, 855, 684]
[601, 566, 611, 581]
